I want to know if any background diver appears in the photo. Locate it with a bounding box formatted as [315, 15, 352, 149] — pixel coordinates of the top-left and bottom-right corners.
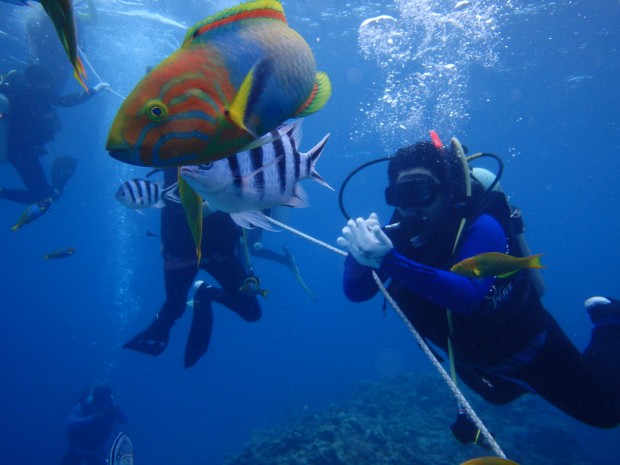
[124, 168, 314, 368]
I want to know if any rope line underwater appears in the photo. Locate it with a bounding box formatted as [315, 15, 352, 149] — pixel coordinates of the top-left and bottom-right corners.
[79, 47, 126, 100]
[264, 214, 507, 459]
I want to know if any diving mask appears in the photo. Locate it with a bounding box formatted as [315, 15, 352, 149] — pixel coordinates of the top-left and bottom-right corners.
[384, 174, 441, 209]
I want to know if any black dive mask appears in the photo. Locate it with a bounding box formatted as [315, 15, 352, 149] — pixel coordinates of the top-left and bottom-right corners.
[384, 174, 441, 209]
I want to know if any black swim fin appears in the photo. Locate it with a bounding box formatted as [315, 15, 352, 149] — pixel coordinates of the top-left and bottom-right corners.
[184, 285, 215, 368]
[124, 315, 173, 356]
[51, 156, 78, 192]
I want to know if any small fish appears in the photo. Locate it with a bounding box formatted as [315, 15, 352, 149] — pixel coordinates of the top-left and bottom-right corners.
[450, 252, 544, 278]
[461, 458, 519, 465]
[11, 197, 52, 231]
[43, 247, 75, 260]
[2, 0, 88, 89]
[106, 0, 331, 167]
[180, 120, 332, 230]
[109, 432, 134, 465]
[116, 179, 178, 210]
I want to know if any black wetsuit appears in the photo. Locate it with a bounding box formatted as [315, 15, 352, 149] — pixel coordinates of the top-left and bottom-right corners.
[124, 168, 261, 367]
[343, 201, 620, 428]
[0, 70, 92, 204]
[60, 395, 127, 465]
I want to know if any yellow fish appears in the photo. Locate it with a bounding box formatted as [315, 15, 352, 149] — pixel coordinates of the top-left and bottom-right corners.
[461, 458, 520, 465]
[106, 0, 331, 167]
[450, 252, 544, 278]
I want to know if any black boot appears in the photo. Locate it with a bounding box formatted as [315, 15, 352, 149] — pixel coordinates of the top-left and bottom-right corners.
[124, 313, 175, 356]
[184, 281, 215, 368]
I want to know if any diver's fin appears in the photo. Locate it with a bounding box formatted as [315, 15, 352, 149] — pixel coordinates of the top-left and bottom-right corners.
[51, 156, 78, 192]
[183, 0, 287, 46]
[123, 316, 173, 356]
[184, 285, 215, 368]
[295, 71, 332, 117]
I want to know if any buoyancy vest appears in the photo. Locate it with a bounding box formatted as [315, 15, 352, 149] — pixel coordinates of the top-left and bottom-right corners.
[385, 186, 547, 368]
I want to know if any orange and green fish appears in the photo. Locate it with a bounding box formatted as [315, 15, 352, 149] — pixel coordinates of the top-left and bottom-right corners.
[11, 197, 52, 231]
[106, 0, 331, 168]
[3, 0, 88, 90]
[461, 458, 519, 465]
[39, 0, 88, 91]
[450, 252, 544, 278]
[43, 247, 75, 260]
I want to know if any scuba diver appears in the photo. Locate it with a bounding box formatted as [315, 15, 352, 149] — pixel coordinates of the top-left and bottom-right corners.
[60, 381, 128, 465]
[0, 64, 107, 204]
[124, 169, 272, 368]
[336, 135, 620, 440]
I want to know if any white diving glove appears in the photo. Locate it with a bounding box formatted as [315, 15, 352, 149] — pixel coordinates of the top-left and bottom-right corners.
[337, 212, 393, 269]
[93, 82, 110, 93]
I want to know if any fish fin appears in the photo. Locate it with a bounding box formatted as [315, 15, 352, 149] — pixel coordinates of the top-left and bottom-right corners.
[153, 199, 167, 208]
[305, 133, 334, 191]
[228, 57, 274, 137]
[134, 209, 147, 217]
[286, 184, 310, 208]
[280, 120, 303, 148]
[295, 71, 332, 117]
[178, 171, 203, 264]
[526, 253, 545, 269]
[183, 0, 286, 46]
[239, 128, 283, 152]
[497, 270, 519, 279]
[230, 210, 278, 231]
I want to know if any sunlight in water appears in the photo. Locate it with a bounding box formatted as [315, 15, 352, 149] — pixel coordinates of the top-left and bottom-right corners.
[356, 0, 512, 149]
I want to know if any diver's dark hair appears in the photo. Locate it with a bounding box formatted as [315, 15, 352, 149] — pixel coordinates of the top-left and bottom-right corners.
[387, 141, 466, 202]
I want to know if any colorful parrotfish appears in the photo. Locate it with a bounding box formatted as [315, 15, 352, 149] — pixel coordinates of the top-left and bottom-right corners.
[2, 0, 88, 90]
[106, 0, 332, 168]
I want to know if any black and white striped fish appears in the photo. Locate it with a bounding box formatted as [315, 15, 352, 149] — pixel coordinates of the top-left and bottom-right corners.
[115, 178, 178, 210]
[179, 120, 332, 229]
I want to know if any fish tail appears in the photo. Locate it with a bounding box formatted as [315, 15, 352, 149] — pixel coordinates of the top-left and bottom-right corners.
[526, 253, 545, 269]
[295, 71, 332, 117]
[305, 133, 334, 191]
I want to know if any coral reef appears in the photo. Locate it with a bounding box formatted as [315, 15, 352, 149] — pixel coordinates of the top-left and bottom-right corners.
[225, 372, 592, 465]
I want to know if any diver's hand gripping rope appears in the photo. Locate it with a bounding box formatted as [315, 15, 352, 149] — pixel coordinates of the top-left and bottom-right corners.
[264, 215, 507, 459]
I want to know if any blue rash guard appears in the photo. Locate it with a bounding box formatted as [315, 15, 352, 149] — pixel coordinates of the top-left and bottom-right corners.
[342, 214, 507, 314]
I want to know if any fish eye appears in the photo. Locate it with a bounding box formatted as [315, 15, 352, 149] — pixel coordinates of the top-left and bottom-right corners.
[199, 163, 213, 170]
[145, 99, 168, 123]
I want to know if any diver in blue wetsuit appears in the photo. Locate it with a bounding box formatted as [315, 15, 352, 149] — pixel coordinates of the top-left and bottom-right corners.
[337, 139, 620, 434]
[60, 382, 127, 465]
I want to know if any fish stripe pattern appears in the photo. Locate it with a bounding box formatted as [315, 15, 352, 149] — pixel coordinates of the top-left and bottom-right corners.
[274, 137, 286, 194]
[190, 4, 287, 41]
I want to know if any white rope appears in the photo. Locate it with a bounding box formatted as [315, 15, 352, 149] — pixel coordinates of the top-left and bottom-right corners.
[79, 47, 126, 100]
[263, 214, 506, 459]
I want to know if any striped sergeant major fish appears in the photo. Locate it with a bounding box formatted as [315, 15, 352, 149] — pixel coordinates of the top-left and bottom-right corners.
[180, 120, 332, 230]
[115, 179, 179, 210]
[109, 432, 134, 465]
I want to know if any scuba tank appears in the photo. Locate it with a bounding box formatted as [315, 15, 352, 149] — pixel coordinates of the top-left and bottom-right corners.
[0, 92, 8, 164]
[471, 167, 546, 298]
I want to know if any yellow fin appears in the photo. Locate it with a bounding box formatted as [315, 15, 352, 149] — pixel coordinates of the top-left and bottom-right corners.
[178, 170, 203, 264]
[295, 71, 332, 117]
[228, 58, 273, 136]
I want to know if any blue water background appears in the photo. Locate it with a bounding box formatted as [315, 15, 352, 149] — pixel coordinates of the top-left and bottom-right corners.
[0, 1, 619, 464]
